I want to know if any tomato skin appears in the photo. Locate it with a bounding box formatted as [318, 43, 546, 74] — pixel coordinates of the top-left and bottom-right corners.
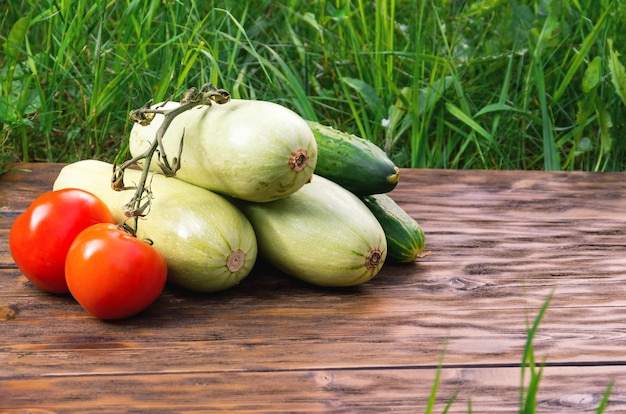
[65, 223, 167, 320]
[9, 189, 116, 294]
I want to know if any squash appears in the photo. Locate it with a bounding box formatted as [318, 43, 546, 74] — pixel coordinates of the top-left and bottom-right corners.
[236, 175, 387, 287]
[53, 159, 258, 292]
[129, 99, 317, 202]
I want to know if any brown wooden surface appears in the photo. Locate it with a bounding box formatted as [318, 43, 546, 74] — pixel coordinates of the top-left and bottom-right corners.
[1, 163, 626, 412]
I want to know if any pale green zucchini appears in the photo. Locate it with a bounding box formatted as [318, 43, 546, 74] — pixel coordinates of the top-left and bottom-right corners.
[53, 160, 258, 292]
[236, 175, 387, 287]
[129, 99, 317, 202]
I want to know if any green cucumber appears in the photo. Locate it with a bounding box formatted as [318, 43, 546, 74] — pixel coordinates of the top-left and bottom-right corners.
[361, 193, 426, 264]
[306, 120, 399, 196]
[130, 99, 317, 202]
[236, 175, 387, 287]
[53, 160, 258, 292]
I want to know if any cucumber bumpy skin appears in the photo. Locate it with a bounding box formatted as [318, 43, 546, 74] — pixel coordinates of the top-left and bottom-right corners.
[306, 120, 399, 196]
[361, 193, 426, 264]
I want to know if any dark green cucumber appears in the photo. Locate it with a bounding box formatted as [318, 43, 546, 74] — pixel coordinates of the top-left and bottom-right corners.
[361, 193, 426, 264]
[306, 120, 399, 196]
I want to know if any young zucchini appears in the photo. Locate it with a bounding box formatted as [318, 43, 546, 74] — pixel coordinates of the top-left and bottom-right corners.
[306, 120, 399, 196]
[130, 99, 317, 202]
[361, 193, 426, 264]
[53, 160, 258, 292]
[236, 175, 387, 287]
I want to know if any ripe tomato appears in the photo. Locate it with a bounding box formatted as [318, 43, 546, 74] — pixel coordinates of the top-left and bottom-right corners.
[65, 223, 167, 320]
[9, 188, 116, 294]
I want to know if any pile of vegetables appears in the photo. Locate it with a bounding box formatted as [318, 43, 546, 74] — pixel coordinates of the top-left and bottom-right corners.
[9, 83, 427, 320]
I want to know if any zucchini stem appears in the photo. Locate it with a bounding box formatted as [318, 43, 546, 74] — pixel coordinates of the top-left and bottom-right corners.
[112, 82, 231, 233]
[365, 248, 383, 269]
[289, 149, 309, 172]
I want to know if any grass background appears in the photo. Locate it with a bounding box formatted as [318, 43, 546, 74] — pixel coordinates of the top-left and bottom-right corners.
[2, 0, 626, 172]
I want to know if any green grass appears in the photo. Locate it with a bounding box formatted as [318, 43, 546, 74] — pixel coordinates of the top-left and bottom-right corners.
[427, 293, 614, 413]
[2, 0, 626, 171]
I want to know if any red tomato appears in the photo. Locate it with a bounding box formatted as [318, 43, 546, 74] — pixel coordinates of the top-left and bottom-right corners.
[9, 188, 116, 294]
[65, 223, 167, 320]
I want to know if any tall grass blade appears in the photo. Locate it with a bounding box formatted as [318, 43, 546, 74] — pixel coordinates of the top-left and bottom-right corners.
[596, 379, 614, 413]
[446, 102, 505, 169]
[425, 340, 452, 414]
[3, 16, 29, 75]
[519, 292, 553, 413]
[594, 98, 613, 171]
[341, 77, 381, 114]
[607, 38, 626, 106]
[530, 13, 560, 171]
[533, 60, 559, 170]
[441, 390, 459, 414]
[446, 103, 495, 145]
[418, 76, 452, 117]
[553, 9, 609, 103]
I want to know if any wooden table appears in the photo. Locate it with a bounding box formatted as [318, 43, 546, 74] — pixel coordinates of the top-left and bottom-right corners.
[1, 163, 626, 412]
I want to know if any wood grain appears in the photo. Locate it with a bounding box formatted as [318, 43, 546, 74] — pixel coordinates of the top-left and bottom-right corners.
[1, 163, 626, 412]
[1, 366, 623, 412]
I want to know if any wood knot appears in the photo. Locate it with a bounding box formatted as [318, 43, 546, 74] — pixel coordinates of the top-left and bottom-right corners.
[0, 305, 17, 321]
[540, 393, 601, 410]
[449, 276, 490, 291]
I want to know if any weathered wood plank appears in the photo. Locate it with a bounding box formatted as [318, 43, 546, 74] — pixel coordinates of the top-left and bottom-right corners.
[1, 365, 622, 412]
[2, 163, 626, 411]
[0, 163, 65, 212]
[3, 271, 626, 376]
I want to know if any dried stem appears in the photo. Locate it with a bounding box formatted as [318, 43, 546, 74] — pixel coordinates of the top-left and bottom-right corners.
[112, 82, 231, 234]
